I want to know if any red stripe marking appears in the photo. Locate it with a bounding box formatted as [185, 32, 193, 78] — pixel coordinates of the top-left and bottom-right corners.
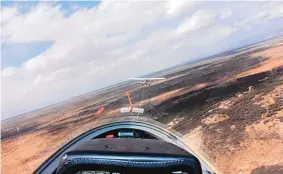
[126, 91, 133, 112]
[95, 106, 105, 116]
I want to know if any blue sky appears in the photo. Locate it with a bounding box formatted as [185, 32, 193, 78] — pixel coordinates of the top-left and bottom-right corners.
[1, 1, 283, 120]
[1, 1, 100, 11]
[2, 41, 53, 67]
[1, 1, 100, 68]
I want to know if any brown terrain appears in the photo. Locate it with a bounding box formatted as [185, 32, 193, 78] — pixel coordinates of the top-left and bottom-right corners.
[1, 36, 283, 174]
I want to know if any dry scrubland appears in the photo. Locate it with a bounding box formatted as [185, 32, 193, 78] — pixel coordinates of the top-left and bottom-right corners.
[2, 36, 283, 174]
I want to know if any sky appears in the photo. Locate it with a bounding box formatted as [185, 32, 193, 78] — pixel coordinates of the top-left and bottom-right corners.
[1, 1, 283, 120]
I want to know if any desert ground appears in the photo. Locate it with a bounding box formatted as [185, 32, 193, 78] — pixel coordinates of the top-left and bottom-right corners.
[1, 36, 283, 174]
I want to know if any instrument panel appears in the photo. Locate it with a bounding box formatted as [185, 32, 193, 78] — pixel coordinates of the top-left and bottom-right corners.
[93, 128, 157, 139]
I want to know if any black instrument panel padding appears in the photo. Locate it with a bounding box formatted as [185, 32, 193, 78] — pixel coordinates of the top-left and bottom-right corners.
[66, 139, 193, 156]
[57, 139, 203, 174]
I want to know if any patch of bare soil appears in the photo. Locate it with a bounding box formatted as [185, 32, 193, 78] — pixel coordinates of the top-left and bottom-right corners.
[201, 114, 229, 125]
[251, 164, 283, 174]
[254, 84, 283, 109]
[179, 77, 283, 174]
[167, 115, 185, 128]
[182, 108, 283, 174]
[1, 116, 107, 174]
[232, 45, 283, 79]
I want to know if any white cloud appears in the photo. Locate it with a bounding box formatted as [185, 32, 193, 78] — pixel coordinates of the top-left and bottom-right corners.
[1, 1, 283, 119]
[212, 24, 235, 38]
[1, 6, 18, 23]
[1, 67, 16, 77]
[233, 2, 283, 28]
[220, 10, 232, 19]
[166, 0, 197, 17]
[176, 9, 216, 35]
[2, 4, 65, 43]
